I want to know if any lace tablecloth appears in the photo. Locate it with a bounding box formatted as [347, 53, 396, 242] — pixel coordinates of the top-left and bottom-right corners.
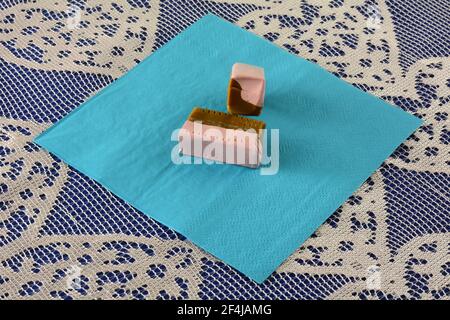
[0, 0, 448, 299]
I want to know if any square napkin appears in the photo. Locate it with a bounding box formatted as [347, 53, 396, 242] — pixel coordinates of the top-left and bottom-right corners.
[35, 15, 421, 282]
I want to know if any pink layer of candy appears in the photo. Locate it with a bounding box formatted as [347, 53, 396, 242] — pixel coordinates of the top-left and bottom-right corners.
[178, 120, 262, 168]
[231, 63, 265, 107]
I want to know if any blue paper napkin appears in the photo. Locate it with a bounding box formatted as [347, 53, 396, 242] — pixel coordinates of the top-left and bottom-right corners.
[34, 15, 422, 282]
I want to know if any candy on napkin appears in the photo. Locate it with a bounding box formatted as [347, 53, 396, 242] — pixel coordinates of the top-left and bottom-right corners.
[227, 63, 265, 116]
[178, 107, 266, 167]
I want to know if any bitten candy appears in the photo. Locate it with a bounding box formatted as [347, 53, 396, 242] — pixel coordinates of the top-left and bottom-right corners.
[178, 107, 266, 168]
[227, 63, 265, 116]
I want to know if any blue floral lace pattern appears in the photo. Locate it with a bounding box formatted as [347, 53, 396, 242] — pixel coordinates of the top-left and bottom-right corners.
[0, 0, 448, 299]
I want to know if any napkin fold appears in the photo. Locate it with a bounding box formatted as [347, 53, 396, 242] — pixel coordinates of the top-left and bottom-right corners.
[35, 15, 422, 282]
